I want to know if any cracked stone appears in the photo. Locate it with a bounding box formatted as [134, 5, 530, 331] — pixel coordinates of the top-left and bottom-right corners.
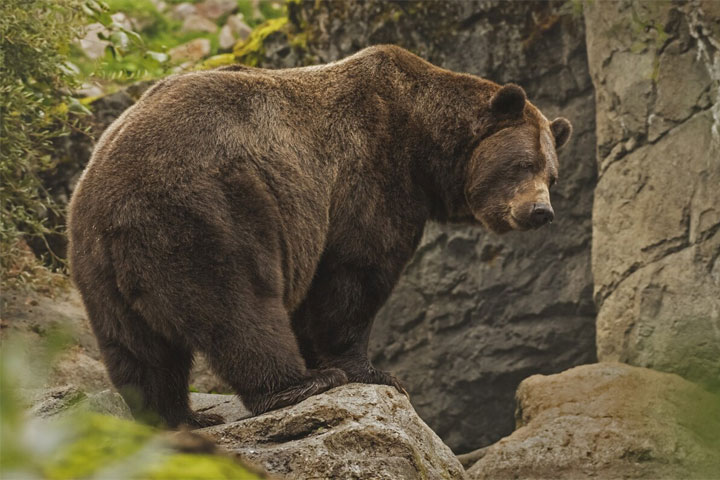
[467, 363, 720, 479]
[586, 1, 720, 392]
[199, 384, 465, 480]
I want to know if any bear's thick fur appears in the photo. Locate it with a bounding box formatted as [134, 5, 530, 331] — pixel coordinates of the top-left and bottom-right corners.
[68, 45, 571, 427]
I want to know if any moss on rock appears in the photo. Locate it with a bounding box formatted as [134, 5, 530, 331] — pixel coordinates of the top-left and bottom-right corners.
[233, 17, 289, 66]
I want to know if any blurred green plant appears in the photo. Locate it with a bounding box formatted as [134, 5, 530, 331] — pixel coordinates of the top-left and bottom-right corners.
[0, 326, 265, 479]
[0, 0, 168, 289]
[72, 0, 178, 83]
[0, 0, 89, 288]
[73, 0, 285, 84]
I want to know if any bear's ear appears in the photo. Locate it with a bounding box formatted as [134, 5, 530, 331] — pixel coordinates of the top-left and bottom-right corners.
[490, 84, 526, 117]
[550, 117, 572, 149]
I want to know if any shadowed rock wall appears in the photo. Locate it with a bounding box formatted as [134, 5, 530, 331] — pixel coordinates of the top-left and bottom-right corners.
[585, 0, 720, 393]
[257, 0, 598, 452]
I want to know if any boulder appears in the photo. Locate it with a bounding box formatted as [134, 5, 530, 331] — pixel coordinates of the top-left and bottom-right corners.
[199, 384, 465, 480]
[218, 24, 236, 50]
[50, 347, 111, 393]
[180, 14, 219, 34]
[26, 385, 132, 420]
[169, 38, 212, 62]
[467, 363, 720, 479]
[249, 0, 598, 452]
[77, 13, 133, 60]
[196, 0, 238, 20]
[226, 14, 252, 41]
[585, 0, 720, 392]
[170, 2, 197, 21]
[25, 385, 251, 426]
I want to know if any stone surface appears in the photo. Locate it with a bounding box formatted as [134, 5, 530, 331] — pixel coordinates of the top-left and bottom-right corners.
[226, 14, 252, 41]
[180, 14, 218, 34]
[196, 0, 238, 20]
[218, 24, 236, 50]
[585, 0, 720, 392]
[253, 0, 598, 452]
[189, 393, 250, 423]
[77, 13, 133, 59]
[26, 387, 248, 425]
[200, 384, 465, 480]
[467, 363, 720, 479]
[169, 38, 212, 62]
[50, 346, 111, 393]
[26, 385, 132, 420]
[170, 2, 197, 21]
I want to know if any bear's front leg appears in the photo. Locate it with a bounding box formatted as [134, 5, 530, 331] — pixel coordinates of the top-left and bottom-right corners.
[291, 256, 409, 396]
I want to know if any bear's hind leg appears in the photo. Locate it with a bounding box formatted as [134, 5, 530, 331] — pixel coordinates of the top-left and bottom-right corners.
[191, 295, 347, 416]
[98, 334, 223, 428]
[78, 281, 223, 428]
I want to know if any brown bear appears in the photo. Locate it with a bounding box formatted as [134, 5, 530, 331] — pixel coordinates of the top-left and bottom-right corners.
[68, 45, 571, 428]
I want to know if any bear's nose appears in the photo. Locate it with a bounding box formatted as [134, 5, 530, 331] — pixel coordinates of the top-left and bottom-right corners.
[530, 203, 554, 227]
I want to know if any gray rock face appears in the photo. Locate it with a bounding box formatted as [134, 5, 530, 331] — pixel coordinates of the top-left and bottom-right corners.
[466, 363, 720, 479]
[257, 0, 597, 452]
[199, 384, 465, 480]
[585, 0, 720, 392]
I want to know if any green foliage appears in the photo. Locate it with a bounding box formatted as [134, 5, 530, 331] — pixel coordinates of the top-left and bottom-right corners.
[71, 0, 173, 83]
[0, 331, 264, 479]
[0, 0, 88, 286]
[72, 1, 286, 84]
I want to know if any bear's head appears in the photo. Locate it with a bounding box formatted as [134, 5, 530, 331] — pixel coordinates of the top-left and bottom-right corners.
[465, 84, 572, 234]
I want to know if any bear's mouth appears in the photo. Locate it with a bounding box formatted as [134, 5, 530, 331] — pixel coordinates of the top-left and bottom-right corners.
[509, 214, 532, 231]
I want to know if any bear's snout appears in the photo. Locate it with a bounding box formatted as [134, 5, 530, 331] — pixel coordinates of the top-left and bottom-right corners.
[511, 201, 555, 230]
[530, 202, 554, 227]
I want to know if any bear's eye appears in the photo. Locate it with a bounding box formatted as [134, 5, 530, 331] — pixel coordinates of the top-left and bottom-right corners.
[549, 176, 557, 188]
[518, 161, 534, 170]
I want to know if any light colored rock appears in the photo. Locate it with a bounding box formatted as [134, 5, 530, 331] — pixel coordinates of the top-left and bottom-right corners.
[199, 384, 464, 480]
[150, 0, 167, 13]
[49, 346, 111, 393]
[189, 393, 250, 423]
[78, 23, 109, 59]
[218, 24, 236, 50]
[27, 385, 132, 420]
[77, 13, 134, 59]
[585, 0, 720, 392]
[180, 14, 218, 34]
[169, 38, 212, 62]
[75, 82, 105, 98]
[196, 0, 237, 20]
[170, 2, 197, 21]
[467, 363, 720, 479]
[226, 14, 252, 41]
